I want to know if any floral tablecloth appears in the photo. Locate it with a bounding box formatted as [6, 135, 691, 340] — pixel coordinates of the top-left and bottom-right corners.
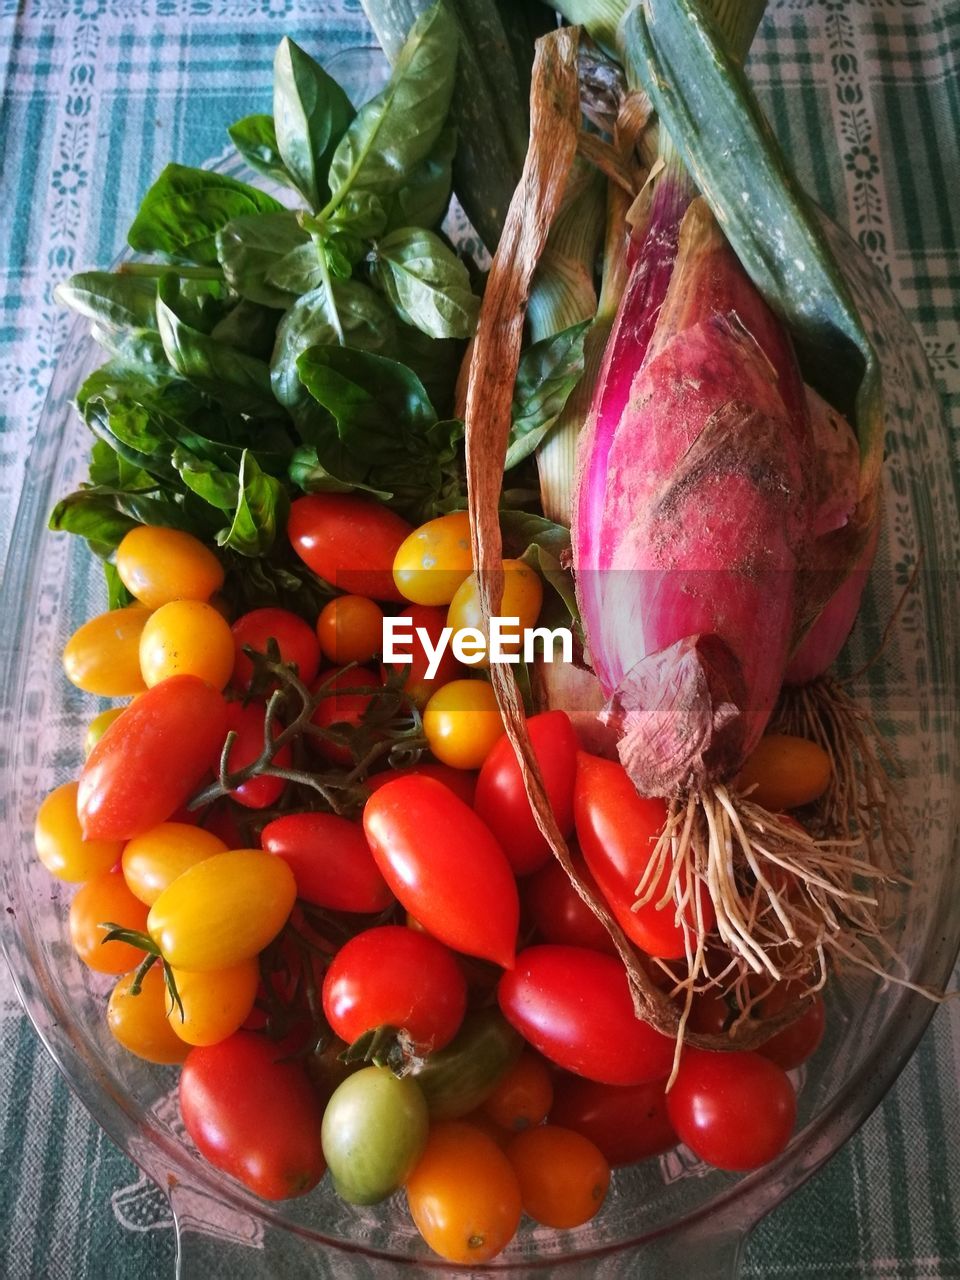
[1, 1, 959, 1275]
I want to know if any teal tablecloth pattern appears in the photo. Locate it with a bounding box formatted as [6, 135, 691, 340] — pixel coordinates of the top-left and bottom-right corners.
[1, 1, 959, 1276]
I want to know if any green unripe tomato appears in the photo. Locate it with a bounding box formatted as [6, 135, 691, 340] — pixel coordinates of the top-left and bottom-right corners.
[321, 1066, 429, 1205]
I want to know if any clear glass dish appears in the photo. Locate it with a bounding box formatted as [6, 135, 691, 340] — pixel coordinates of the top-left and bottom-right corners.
[1, 49, 958, 1280]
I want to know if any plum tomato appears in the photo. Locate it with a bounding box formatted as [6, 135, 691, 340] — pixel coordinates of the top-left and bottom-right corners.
[122, 822, 228, 905]
[667, 1049, 796, 1172]
[167, 959, 260, 1047]
[260, 812, 393, 913]
[34, 780, 124, 883]
[481, 1051, 554, 1133]
[523, 852, 617, 955]
[498, 945, 675, 1085]
[445, 560, 543, 665]
[474, 711, 578, 876]
[322, 926, 467, 1053]
[139, 600, 235, 690]
[310, 666, 380, 766]
[736, 734, 832, 812]
[116, 525, 224, 610]
[422, 679, 504, 770]
[107, 964, 190, 1065]
[222, 701, 291, 810]
[382, 603, 458, 709]
[179, 1032, 326, 1199]
[62, 606, 151, 697]
[316, 595, 384, 666]
[405, 1121, 522, 1264]
[69, 870, 149, 974]
[575, 752, 715, 959]
[505, 1125, 610, 1229]
[322, 1067, 429, 1205]
[288, 494, 412, 603]
[392, 512, 473, 607]
[549, 1075, 676, 1166]
[364, 762, 477, 808]
[78, 676, 228, 841]
[363, 776, 519, 968]
[231, 607, 321, 692]
[147, 849, 296, 971]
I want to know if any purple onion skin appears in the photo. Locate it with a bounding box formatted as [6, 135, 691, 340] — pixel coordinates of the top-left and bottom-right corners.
[573, 199, 814, 794]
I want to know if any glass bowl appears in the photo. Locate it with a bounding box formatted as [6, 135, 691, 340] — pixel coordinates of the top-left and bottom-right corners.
[1, 54, 958, 1280]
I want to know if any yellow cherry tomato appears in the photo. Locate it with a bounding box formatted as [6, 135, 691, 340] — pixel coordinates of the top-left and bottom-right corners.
[83, 707, 127, 757]
[446, 560, 543, 666]
[107, 964, 190, 1065]
[736, 734, 832, 811]
[116, 525, 224, 610]
[69, 870, 150, 974]
[121, 823, 228, 906]
[63, 606, 151, 697]
[316, 595, 385, 665]
[147, 849, 296, 971]
[138, 599, 235, 689]
[393, 512, 473, 606]
[34, 781, 123, 883]
[166, 959, 260, 1046]
[423, 680, 504, 770]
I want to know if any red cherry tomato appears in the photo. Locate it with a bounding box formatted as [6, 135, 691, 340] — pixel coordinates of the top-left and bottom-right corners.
[667, 1049, 796, 1172]
[549, 1075, 675, 1166]
[179, 1031, 326, 1199]
[231, 607, 321, 692]
[261, 812, 393, 913]
[288, 494, 412, 602]
[364, 762, 478, 808]
[322, 925, 467, 1052]
[381, 603, 459, 709]
[574, 753, 715, 959]
[474, 712, 578, 876]
[363, 777, 519, 968]
[310, 666, 380, 766]
[497, 945, 674, 1086]
[79, 676, 229, 841]
[222, 701, 292, 810]
[523, 853, 617, 955]
[200, 799, 247, 849]
[757, 994, 826, 1071]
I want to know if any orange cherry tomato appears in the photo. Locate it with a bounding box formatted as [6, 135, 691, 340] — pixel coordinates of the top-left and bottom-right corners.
[482, 1051, 554, 1133]
[405, 1121, 522, 1264]
[121, 822, 228, 906]
[69, 870, 149, 974]
[34, 781, 123, 883]
[116, 525, 224, 609]
[505, 1125, 610, 1228]
[62, 606, 151, 696]
[107, 964, 190, 1064]
[316, 595, 384, 665]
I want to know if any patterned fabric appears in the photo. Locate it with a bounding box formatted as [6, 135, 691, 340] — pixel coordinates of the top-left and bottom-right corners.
[1, 1, 958, 1275]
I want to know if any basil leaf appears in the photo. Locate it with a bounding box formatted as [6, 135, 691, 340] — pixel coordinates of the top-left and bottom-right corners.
[128, 164, 282, 265]
[499, 510, 580, 632]
[88, 439, 156, 492]
[296, 345, 437, 456]
[173, 450, 240, 512]
[383, 126, 456, 232]
[271, 281, 397, 408]
[88, 324, 170, 377]
[218, 450, 288, 556]
[156, 275, 284, 419]
[48, 491, 139, 550]
[104, 562, 135, 610]
[326, 2, 457, 203]
[273, 37, 355, 211]
[394, 323, 462, 417]
[210, 300, 280, 361]
[330, 190, 388, 240]
[227, 114, 292, 189]
[266, 241, 327, 295]
[217, 211, 311, 307]
[288, 446, 392, 501]
[506, 320, 589, 469]
[55, 272, 158, 330]
[373, 228, 479, 340]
